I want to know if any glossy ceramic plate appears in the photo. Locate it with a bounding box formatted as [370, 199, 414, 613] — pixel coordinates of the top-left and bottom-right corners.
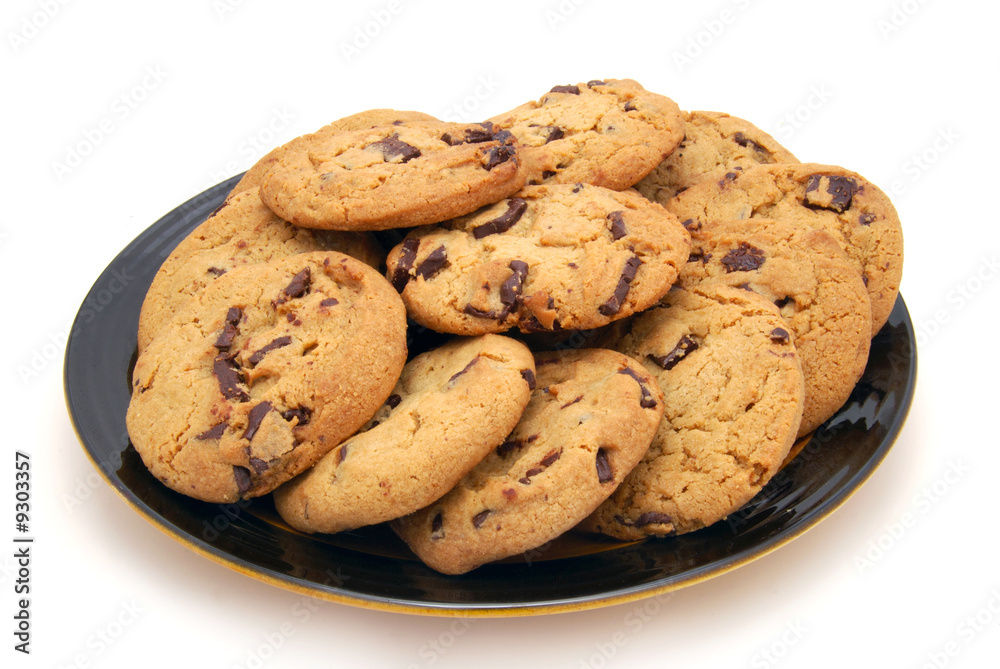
[64, 175, 917, 616]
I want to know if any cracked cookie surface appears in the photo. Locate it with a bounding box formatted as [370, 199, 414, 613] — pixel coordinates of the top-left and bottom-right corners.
[635, 110, 799, 204]
[680, 219, 871, 435]
[273, 335, 535, 534]
[664, 162, 903, 332]
[126, 252, 407, 503]
[137, 188, 383, 351]
[385, 183, 690, 335]
[580, 283, 804, 540]
[392, 348, 663, 574]
[488, 78, 685, 190]
[259, 120, 527, 230]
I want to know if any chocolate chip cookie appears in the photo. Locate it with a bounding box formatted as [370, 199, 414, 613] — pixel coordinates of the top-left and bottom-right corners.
[580, 283, 805, 540]
[227, 109, 439, 199]
[137, 188, 383, 351]
[664, 163, 903, 332]
[392, 348, 664, 574]
[680, 219, 872, 435]
[488, 79, 685, 190]
[259, 120, 527, 230]
[126, 252, 407, 503]
[635, 110, 799, 204]
[273, 335, 536, 534]
[385, 183, 690, 335]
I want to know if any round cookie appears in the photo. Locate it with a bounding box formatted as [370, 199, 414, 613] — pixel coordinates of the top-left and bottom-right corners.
[679, 219, 872, 435]
[259, 120, 527, 230]
[580, 283, 805, 540]
[226, 109, 439, 199]
[386, 183, 691, 335]
[635, 110, 799, 204]
[664, 162, 903, 333]
[273, 335, 536, 534]
[487, 78, 685, 190]
[137, 188, 383, 351]
[126, 252, 407, 503]
[392, 348, 664, 575]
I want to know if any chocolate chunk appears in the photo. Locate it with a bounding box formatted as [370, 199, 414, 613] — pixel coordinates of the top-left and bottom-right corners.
[649, 335, 699, 370]
[681, 218, 701, 231]
[367, 133, 421, 163]
[481, 142, 516, 171]
[540, 448, 561, 467]
[391, 238, 420, 291]
[207, 267, 227, 277]
[248, 457, 269, 475]
[472, 198, 527, 239]
[195, 422, 228, 441]
[502, 488, 517, 501]
[560, 395, 584, 409]
[414, 246, 449, 281]
[540, 170, 557, 180]
[282, 268, 311, 299]
[549, 84, 580, 94]
[242, 401, 273, 441]
[859, 212, 877, 226]
[733, 131, 767, 154]
[770, 327, 791, 344]
[720, 242, 766, 273]
[635, 511, 672, 527]
[214, 307, 242, 350]
[688, 249, 711, 264]
[606, 211, 627, 241]
[544, 126, 565, 144]
[774, 296, 794, 309]
[500, 260, 529, 311]
[213, 355, 249, 402]
[520, 368, 536, 390]
[337, 445, 348, 464]
[441, 122, 497, 146]
[472, 510, 491, 529]
[320, 298, 339, 307]
[248, 336, 293, 366]
[431, 512, 444, 539]
[448, 355, 481, 385]
[598, 255, 642, 316]
[736, 282, 754, 291]
[586, 80, 607, 87]
[617, 367, 659, 409]
[595, 448, 613, 484]
[623, 100, 637, 112]
[718, 168, 742, 187]
[233, 466, 252, 495]
[462, 304, 500, 320]
[497, 434, 537, 458]
[280, 406, 311, 426]
[386, 394, 402, 409]
[804, 175, 857, 213]
[571, 184, 584, 194]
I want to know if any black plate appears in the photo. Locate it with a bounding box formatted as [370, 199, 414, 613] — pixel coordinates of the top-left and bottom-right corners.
[64, 175, 917, 616]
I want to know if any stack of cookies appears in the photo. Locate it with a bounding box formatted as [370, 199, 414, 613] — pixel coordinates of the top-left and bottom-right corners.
[126, 79, 903, 575]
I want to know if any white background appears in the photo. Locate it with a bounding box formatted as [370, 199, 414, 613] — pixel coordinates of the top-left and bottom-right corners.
[3, 0, 999, 667]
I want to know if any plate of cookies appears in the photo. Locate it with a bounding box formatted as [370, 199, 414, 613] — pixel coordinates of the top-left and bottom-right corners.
[65, 79, 916, 615]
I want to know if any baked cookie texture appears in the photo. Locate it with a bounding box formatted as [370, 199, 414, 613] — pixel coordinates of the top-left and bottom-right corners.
[227, 108, 439, 199]
[680, 219, 871, 435]
[488, 78, 685, 190]
[259, 120, 527, 230]
[273, 335, 535, 534]
[386, 183, 691, 335]
[581, 284, 805, 540]
[635, 110, 799, 204]
[126, 252, 407, 503]
[665, 162, 903, 333]
[392, 348, 664, 574]
[136, 188, 383, 351]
